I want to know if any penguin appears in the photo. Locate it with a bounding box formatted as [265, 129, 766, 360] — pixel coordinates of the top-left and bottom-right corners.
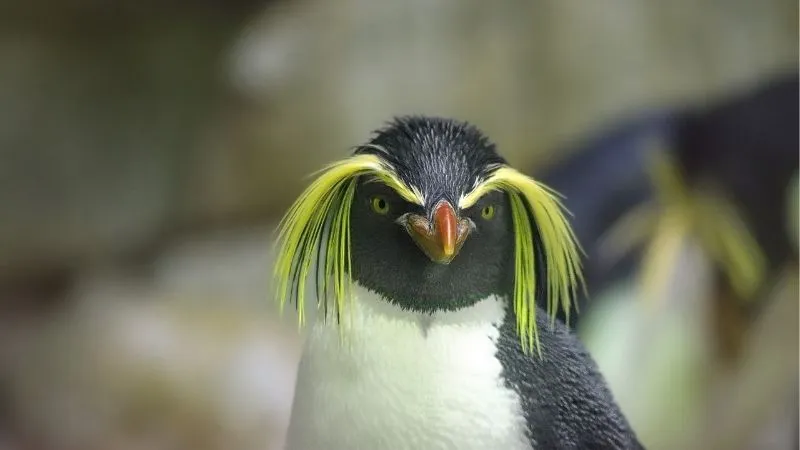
[274, 116, 645, 450]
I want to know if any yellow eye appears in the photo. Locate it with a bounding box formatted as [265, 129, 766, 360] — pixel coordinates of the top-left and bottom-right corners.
[481, 205, 496, 220]
[370, 196, 390, 215]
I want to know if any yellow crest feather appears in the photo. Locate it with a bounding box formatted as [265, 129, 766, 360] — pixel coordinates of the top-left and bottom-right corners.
[273, 154, 422, 326]
[462, 166, 586, 355]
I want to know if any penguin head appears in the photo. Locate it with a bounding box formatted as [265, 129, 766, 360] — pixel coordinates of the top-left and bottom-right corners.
[274, 116, 583, 352]
[347, 116, 516, 313]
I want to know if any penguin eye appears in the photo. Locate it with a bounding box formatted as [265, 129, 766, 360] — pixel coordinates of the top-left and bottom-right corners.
[480, 204, 496, 220]
[370, 195, 390, 215]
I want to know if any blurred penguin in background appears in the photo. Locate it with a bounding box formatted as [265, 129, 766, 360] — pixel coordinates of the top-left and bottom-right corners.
[534, 74, 798, 365]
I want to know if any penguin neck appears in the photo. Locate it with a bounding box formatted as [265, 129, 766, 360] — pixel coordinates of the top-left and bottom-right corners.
[317, 282, 507, 335]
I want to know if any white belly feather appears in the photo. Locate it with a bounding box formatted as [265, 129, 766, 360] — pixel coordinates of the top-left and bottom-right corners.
[285, 284, 533, 450]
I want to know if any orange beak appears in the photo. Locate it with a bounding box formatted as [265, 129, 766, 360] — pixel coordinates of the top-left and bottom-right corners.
[403, 200, 472, 264]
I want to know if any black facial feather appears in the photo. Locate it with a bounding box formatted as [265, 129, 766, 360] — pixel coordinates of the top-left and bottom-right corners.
[349, 116, 514, 312]
[350, 184, 514, 312]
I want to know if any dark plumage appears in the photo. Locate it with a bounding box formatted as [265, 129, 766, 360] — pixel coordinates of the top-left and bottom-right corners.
[496, 302, 645, 449]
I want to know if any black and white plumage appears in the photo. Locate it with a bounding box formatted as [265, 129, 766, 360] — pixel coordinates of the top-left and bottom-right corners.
[280, 116, 644, 450]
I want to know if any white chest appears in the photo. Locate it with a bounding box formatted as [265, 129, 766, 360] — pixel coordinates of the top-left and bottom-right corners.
[285, 285, 532, 450]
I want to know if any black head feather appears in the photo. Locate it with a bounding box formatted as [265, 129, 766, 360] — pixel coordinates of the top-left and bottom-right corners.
[355, 116, 506, 210]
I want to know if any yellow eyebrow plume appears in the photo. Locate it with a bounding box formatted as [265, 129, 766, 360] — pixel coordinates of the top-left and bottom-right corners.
[461, 166, 585, 355]
[273, 154, 422, 327]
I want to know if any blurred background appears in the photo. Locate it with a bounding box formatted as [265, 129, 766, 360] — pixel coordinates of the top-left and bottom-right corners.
[0, 1, 797, 449]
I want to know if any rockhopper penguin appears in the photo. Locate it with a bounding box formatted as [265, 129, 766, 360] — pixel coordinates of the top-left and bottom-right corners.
[274, 116, 644, 449]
